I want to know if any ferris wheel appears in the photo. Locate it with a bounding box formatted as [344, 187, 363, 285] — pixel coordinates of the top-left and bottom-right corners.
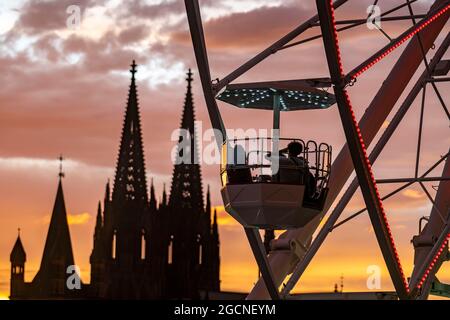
[184, 0, 450, 300]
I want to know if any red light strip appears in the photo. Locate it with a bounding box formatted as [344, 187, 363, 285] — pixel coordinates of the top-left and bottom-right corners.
[417, 232, 450, 289]
[350, 4, 450, 80]
[328, 0, 410, 292]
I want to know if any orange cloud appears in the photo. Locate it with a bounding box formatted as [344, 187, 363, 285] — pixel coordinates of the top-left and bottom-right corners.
[40, 212, 91, 225]
[402, 189, 425, 200]
[67, 212, 91, 225]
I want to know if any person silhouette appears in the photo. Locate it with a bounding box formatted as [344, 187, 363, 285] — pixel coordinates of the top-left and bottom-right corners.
[227, 144, 252, 184]
[286, 141, 317, 197]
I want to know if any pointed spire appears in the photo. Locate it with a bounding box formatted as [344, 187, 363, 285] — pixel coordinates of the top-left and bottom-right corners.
[181, 68, 196, 135]
[205, 185, 211, 227]
[104, 179, 110, 204]
[212, 209, 219, 237]
[168, 69, 204, 210]
[161, 183, 167, 207]
[58, 154, 65, 180]
[150, 178, 157, 211]
[130, 60, 137, 81]
[112, 60, 148, 206]
[95, 201, 102, 235]
[187, 68, 193, 87]
[37, 178, 74, 279]
[10, 229, 26, 264]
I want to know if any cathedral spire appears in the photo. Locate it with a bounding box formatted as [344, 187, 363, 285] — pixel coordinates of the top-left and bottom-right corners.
[58, 154, 65, 180]
[112, 60, 148, 206]
[95, 201, 102, 236]
[104, 179, 110, 204]
[181, 69, 195, 135]
[36, 176, 74, 281]
[130, 60, 137, 81]
[205, 185, 211, 227]
[212, 209, 219, 238]
[168, 69, 204, 210]
[161, 183, 167, 208]
[150, 178, 157, 211]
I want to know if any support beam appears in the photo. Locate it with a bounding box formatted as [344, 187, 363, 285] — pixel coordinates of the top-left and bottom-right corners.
[244, 228, 280, 300]
[281, 0, 422, 50]
[214, 0, 348, 92]
[248, 0, 449, 300]
[410, 151, 450, 298]
[331, 153, 450, 232]
[376, 177, 450, 184]
[409, 218, 450, 298]
[345, 0, 450, 82]
[185, 0, 226, 148]
[322, 15, 426, 25]
[427, 77, 450, 83]
[316, 0, 409, 298]
[280, 33, 450, 296]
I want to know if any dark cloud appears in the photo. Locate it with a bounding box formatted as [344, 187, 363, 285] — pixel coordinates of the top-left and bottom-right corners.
[65, 34, 142, 72]
[120, 0, 185, 20]
[117, 0, 220, 21]
[118, 24, 149, 44]
[171, 5, 310, 49]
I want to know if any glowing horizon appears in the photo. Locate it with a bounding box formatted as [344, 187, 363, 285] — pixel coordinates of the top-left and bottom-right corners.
[0, 0, 449, 299]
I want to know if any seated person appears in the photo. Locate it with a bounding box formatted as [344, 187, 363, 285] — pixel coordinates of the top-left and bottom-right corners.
[286, 141, 306, 167]
[227, 144, 252, 184]
[286, 142, 317, 197]
[278, 141, 306, 184]
[279, 142, 316, 194]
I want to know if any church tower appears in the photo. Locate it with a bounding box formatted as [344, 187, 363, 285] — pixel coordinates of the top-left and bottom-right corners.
[90, 60, 162, 299]
[10, 63, 220, 300]
[165, 69, 220, 298]
[168, 69, 204, 211]
[9, 161, 85, 299]
[10, 230, 26, 299]
[88, 64, 219, 299]
[33, 169, 77, 298]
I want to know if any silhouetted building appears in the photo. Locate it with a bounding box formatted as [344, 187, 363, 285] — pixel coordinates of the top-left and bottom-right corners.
[165, 70, 220, 298]
[10, 177, 84, 299]
[10, 62, 220, 299]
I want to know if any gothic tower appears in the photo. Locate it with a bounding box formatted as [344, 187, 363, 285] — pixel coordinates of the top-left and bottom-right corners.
[165, 69, 220, 298]
[10, 62, 220, 300]
[88, 64, 219, 299]
[90, 61, 162, 299]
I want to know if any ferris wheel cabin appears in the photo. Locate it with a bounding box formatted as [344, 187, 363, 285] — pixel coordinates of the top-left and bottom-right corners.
[217, 79, 336, 229]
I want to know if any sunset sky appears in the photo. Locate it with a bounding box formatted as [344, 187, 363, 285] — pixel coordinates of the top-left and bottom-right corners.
[0, 0, 449, 299]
